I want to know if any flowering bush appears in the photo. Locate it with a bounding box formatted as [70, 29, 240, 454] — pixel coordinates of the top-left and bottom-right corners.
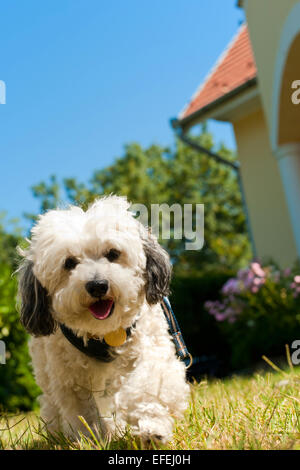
[205, 262, 300, 369]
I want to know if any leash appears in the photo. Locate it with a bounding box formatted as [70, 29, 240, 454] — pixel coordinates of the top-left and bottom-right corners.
[161, 297, 193, 369]
[60, 297, 192, 368]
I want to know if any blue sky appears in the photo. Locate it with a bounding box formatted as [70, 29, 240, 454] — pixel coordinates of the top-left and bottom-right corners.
[0, 1, 244, 230]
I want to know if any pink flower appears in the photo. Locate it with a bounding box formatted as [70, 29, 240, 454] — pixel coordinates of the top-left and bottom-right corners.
[215, 313, 227, 322]
[251, 262, 265, 278]
[294, 275, 300, 283]
[240, 270, 255, 290]
[222, 278, 240, 295]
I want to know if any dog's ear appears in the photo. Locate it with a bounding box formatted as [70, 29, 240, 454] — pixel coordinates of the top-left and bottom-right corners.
[143, 235, 172, 304]
[18, 260, 56, 336]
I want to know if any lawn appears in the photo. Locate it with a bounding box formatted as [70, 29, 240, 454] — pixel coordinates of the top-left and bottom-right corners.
[1, 360, 300, 450]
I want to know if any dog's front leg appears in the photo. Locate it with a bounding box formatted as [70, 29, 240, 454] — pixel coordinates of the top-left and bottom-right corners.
[114, 358, 189, 445]
[94, 394, 128, 441]
[48, 385, 101, 439]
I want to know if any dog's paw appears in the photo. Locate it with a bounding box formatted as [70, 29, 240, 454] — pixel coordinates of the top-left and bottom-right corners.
[135, 417, 172, 447]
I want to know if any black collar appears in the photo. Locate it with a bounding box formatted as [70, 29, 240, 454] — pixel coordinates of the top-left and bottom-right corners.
[59, 298, 192, 368]
[59, 323, 134, 363]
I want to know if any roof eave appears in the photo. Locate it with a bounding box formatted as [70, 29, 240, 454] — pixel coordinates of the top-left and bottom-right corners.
[175, 77, 257, 132]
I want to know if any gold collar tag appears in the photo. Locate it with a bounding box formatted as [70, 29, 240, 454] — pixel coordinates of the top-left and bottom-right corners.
[104, 327, 127, 347]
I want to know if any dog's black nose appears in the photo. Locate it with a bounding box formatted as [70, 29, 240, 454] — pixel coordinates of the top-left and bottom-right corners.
[85, 280, 109, 297]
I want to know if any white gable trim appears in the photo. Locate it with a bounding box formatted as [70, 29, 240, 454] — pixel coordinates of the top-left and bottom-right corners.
[178, 24, 247, 120]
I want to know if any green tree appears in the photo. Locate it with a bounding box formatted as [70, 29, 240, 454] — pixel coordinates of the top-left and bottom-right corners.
[28, 129, 251, 272]
[0, 217, 40, 411]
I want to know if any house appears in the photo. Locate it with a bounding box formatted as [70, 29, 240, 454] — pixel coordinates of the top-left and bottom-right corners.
[173, 0, 300, 268]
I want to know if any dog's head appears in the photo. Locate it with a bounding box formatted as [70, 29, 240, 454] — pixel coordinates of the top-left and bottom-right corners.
[18, 196, 171, 337]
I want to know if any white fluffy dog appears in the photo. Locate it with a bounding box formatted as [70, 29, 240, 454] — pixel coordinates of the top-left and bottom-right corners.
[18, 195, 190, 444]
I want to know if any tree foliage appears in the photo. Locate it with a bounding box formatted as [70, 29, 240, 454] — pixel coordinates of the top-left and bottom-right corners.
[28, 129, 251, 272]
[0, 217, 39, 411]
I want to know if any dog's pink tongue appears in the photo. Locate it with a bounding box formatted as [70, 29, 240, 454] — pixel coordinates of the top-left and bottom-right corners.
[89, 299, 113, 320]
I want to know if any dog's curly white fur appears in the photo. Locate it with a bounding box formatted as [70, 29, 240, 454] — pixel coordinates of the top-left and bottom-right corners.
[18, 196, 190, 444]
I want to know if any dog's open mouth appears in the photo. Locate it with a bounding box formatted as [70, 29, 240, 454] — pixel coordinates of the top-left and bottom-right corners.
[88, 299, 114, 320]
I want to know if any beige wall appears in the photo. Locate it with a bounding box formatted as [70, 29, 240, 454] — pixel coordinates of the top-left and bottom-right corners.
[245, 0, 298, 141]
[278, 32, 300, 145]
[233, 108, 297, 267]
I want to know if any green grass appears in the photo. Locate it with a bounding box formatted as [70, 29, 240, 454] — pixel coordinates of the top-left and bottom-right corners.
[1, 360, 300, 450]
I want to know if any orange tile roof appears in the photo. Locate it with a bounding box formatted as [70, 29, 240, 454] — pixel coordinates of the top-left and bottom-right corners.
[180, 24, 257, 121]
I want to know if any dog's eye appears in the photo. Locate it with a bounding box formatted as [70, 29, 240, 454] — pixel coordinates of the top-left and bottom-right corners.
[64, 257, 79, 270]
[105, 249, 121, 262]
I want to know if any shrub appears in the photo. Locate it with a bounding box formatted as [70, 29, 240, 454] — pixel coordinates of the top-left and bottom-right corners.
[170, 269, 234, 373]
[205, 262, 300, 369]
[0, 218, 40, 412]
[0, 261, 40, 411]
